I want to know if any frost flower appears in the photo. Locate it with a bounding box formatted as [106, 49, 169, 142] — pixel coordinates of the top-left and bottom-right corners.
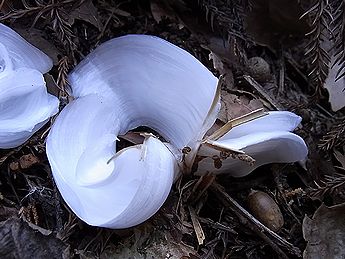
[46, 35, 308, 229]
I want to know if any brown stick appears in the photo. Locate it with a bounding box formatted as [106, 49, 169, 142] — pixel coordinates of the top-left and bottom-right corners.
[210, 182, 301, 258]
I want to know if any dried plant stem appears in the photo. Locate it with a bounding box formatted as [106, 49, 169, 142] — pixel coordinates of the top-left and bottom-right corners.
[319, 119, 345, 150]
[302, 0, 332, 94]
[310, 172, 345, 197]
[0, 0, 5, 11]
[49, 0, 78, 56]
[210, 182, 301, 258]
[0, 0, 80, 60]
[57, 56, 70, 99]
[332, 0, 345, 81]
[0, 0, 76, 21]
[198, 0, 246, 37]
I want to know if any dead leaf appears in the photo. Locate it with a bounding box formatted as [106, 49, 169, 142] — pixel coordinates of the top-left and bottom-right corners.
[25, 219, 53, 236]
[208, 51, 261, 124]
[44, 73, 60, 97]
[150, 0, 177, 23]
[0, 205, 18, 221]
[320, 35, 345, 112]
[69, 0, 102, 30]
[10, 154, 40, 171]
[0, 218, 70, 258]
[19, 154, 40, 169]
[303, 203, 345, 259]
[13, 27, 61, 65]
[324, 58, 345, 112]
[100, 226, 197, 259]
[334, 149, 345, 169]
[218, 90, 264, 123]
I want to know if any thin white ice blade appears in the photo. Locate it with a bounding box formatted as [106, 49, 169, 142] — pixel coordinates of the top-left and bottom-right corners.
[196, 131, 308, 177]
[324, 56, 345, 111]
[217, 111, 302, 141]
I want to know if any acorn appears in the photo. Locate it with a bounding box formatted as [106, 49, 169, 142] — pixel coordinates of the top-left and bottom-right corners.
[247, 190, 284, 232]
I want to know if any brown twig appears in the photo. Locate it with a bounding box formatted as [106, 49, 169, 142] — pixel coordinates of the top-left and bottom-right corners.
[331, 0, 345, 81]
[309, 172, 345, 198]
[210, 182, 301, 258]
[57, 56, 70, 100]
[243, 75, 283, 110]
[301, 0, 332, 95]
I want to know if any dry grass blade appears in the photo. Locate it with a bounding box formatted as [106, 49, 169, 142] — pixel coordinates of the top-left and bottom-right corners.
[207, 108, 267, 141]
[188, 206, 205, 245]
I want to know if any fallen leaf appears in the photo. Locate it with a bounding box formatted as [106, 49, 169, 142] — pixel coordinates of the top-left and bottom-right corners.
[218, 90, 264, 123]
[13, 27, 61, 65]
[10, 154, 40, 171]
[100, 226, 197, 259]
[44, 73, 60, 97]
[303, 203, 345, 259]
[0, 218, 70, 258]
[68, 0, 102, 30]
[0, 205, 17, 221]
[324, 58, 345, 112]
[150, 0, 177, 23]
[19, 154, 40, 169]
[321, 37, 345, 111]
[334, 149, 345, 169]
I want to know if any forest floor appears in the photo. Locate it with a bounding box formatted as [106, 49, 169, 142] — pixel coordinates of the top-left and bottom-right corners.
[1, 1, 345, 258]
